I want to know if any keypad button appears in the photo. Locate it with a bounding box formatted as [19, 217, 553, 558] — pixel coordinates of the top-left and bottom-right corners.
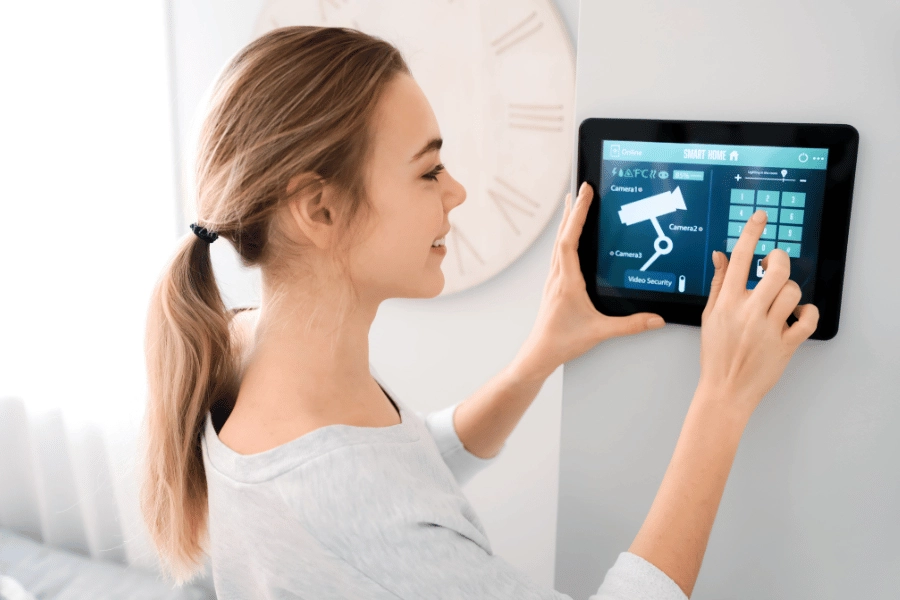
[756, 190, 780, 206]
[729, 205, 754, 221]
[781, 192, 806, 208]
[730, 189, 755, 204]
[759, 207, 779, 223]
[727, 221, 745, 237]
[754, 239, 776, 255]
[780, 209, 804, 225]
[778, 225, 803, 242]
[778, 241, 801, 257]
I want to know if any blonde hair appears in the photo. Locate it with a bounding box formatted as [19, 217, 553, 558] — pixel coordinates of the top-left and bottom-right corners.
[141, 26, 410, 582]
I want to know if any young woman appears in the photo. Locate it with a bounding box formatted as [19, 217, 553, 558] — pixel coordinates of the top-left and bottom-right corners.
[142, 26, 818, 599]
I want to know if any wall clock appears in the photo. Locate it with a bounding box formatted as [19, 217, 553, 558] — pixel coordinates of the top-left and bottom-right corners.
[253, 0, 575, 295]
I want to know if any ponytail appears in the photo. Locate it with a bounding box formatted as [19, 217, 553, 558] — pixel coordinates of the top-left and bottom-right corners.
[141, 233, 239, 582]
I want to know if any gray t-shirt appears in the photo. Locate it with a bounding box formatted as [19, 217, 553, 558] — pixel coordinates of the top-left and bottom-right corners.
[201, 367, 688, 599]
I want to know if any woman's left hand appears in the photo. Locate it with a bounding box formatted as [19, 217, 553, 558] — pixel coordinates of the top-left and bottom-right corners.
[513, 181, 665, 380]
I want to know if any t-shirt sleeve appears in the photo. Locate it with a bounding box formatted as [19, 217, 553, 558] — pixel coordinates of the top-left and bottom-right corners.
[416, 401, 506, 487]
[590, 552, 690, 600]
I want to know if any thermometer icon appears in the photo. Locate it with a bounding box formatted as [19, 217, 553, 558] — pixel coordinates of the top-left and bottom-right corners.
[678, 275, 686, 293]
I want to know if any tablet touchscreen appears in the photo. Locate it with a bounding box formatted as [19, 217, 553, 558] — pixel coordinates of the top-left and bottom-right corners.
[597, 140, 826, 303]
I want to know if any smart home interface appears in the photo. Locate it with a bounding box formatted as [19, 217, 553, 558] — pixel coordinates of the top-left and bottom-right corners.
[596, 140, 827, 301]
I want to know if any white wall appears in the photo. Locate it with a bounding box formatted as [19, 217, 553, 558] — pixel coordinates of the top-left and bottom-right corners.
[556, 1, 900, 598]
[169, 0, 581, 589]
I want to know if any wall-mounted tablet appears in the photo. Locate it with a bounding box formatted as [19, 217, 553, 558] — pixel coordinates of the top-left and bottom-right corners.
[577, 118, 859, 340]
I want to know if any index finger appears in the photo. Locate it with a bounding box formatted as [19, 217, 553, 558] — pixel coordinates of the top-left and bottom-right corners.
[723, 209, 768, 294]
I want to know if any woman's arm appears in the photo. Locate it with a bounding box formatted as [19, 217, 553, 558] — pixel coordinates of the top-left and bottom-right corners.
[452, 183, 664, 459]
[451, 355, 552, 460]
[627, 211, 819, 598]
[627, 386, 748, 598]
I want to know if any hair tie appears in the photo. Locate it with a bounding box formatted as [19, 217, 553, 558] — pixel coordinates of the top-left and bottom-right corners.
[190, 223, 219, 244]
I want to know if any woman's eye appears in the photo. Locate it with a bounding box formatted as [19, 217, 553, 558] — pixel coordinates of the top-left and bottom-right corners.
[424, 164, 445, 181]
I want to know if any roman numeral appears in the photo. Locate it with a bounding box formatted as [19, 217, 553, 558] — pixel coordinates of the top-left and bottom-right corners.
[491, 11, 543, 56]
[488, 177, 540, 235]
[508, 103, 564, 132]
[448, 222, 484, 277]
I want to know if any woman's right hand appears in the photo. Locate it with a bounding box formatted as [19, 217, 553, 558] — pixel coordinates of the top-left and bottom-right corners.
[698, 209, 819, 421]
[629, 212, 818, 597]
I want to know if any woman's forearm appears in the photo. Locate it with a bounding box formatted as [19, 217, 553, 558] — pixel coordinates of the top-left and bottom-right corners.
[627, 384, 751, 598]
[452, 355, 551, 459]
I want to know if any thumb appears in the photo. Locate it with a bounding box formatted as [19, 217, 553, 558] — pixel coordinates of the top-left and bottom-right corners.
[704, 250, 728, 317]
[600, 313, 665, 340]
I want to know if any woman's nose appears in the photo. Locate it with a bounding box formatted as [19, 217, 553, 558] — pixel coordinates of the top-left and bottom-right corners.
[446, 174, 466, 210]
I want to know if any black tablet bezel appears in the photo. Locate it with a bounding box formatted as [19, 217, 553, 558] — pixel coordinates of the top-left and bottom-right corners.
[577, 118, 859, 340]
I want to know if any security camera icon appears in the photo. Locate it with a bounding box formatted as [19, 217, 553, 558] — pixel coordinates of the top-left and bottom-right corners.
[618, 187, 687, 271]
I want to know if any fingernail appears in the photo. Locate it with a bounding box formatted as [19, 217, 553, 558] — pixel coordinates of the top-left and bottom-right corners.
[579, 181, 588, 194]
[712, 251, 721, 268]
[752, 210, 767, 223]
[648, 316, 665, 329]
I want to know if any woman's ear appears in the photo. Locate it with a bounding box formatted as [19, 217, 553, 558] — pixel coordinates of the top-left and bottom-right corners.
[285, 172, 337, 250]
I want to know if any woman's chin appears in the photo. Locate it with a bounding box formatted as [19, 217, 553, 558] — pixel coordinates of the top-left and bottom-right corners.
[423, 269, 445, 298]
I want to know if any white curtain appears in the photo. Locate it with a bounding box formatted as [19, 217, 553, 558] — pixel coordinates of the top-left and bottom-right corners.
[0, 0, 191, 583]
[0, 399, 146, 566]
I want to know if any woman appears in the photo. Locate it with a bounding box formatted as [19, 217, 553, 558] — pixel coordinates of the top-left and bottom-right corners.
[141, 26, 817, 599]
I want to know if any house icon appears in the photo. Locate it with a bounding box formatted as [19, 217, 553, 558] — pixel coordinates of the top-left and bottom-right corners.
[729, 151, 739, 161]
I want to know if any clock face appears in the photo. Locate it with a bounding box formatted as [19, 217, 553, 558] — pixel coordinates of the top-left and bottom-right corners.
[254, 0, 575, 295]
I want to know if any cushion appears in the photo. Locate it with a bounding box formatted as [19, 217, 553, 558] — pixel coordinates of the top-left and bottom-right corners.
[0, 529, 214, 600]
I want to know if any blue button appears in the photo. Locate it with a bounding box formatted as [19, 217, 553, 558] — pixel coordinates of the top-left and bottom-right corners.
[729, 205, 754, 221]
[730, 189, 755, 204]
[778, 241, 801, 257]
[727, 221, 745, 237]
[778, 226, 802, 242]
[760, 207, 779, 223]
[754, 239, 776, 255]
[781, 192, 806, 207]
[780, 209, 804, 225]
[623, 269, 677, 293]
[756, 190, 780, 206]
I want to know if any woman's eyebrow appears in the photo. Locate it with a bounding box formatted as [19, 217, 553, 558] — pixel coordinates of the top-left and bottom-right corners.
[409, 137, 442, 163]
